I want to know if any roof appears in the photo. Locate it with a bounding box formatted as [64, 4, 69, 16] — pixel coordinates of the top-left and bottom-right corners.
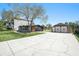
[32, 25, 44, 27]
[53, 23, 67, 27]
[14, 17, 27, 21]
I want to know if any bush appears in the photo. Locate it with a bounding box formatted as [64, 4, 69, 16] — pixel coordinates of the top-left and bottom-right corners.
[0, 21, 7, 31]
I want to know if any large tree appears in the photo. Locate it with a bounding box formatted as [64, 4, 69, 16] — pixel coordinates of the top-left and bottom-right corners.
[12, 4, 47, 32]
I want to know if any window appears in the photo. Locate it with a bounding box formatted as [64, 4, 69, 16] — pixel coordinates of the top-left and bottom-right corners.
[57, 28, 59, 30]
[63, 28, 65, 30]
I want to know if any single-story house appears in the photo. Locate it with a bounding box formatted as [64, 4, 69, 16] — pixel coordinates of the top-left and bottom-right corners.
[32, 25, 44, 32]
[52, 23, 69, 33]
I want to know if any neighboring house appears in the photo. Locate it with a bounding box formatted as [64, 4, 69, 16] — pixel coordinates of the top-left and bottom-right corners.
[53, 23, 69, 33]
[32, 25, 44, 32]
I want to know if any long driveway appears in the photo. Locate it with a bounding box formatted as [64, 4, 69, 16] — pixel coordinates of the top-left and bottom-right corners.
[0, 32, 79, 56]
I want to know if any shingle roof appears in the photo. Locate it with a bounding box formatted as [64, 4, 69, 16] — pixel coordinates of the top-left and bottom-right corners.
[53, 23, 67, 27]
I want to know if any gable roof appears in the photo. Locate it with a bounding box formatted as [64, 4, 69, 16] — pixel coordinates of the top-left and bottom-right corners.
[53, 23, 67, 27]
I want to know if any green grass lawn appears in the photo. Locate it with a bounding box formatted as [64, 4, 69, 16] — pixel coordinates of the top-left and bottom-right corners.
[0, 31, 44, 42]
[74, 33, 79, 42]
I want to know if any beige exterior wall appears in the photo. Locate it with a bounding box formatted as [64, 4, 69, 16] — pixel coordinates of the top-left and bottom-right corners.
[53, 26, 68, 33]
[14, 19, 28, 30]
[61, 26, 68, 32]
[53, 26, 60, 32]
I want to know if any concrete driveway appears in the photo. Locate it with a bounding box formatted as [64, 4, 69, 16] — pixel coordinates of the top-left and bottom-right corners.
[0, 32, 79, 56]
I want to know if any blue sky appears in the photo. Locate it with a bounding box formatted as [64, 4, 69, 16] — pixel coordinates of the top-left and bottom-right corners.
[0, 3, 79, 25]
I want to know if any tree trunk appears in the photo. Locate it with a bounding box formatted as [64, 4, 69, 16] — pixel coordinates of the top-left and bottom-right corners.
[27, 20, 33, 32]
[26, 17, 31, 32]
[30, 20, 33, 32]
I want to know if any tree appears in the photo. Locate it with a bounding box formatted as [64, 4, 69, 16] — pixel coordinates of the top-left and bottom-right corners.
[46, 24, 52, 30]
[1, 10, 14, 29]
[76, 21, 79, 26]
[1, 9, 14, 22]
[65, 22, 69, 25]
[41, 15, 48, 25]
[69, 22, 76, 33]
[65, 22, 76, 33]
[29, 5, 46, 31]
[75, 21, 79, 33]
[12, 4, 46, 32]
[41, 15, 48, 31]
[1, 9, 7, 20]
[64, 21, 79, 33]
[0, 20, 6, 31]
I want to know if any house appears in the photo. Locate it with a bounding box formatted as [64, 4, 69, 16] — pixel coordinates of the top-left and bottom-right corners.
[53, 23, 69, 33]
[31, 25, 44, 32]
[6, 19, 29, 30]
[6, 19, 43, 32]
[14, 19, 29, 31]
[18, 25, 44, 32]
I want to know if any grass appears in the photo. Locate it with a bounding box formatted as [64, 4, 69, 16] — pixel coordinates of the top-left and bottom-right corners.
[0, 31, 44, 42]
[43, 29, 52, 32]
[74, 33, 79, 42]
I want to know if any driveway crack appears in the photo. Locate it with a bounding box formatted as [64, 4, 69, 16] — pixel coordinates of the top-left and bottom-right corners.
[6, 42, 15, 56]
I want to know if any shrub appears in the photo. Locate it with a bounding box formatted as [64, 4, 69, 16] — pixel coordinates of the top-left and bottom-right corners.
[0, 21, 7, 31]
